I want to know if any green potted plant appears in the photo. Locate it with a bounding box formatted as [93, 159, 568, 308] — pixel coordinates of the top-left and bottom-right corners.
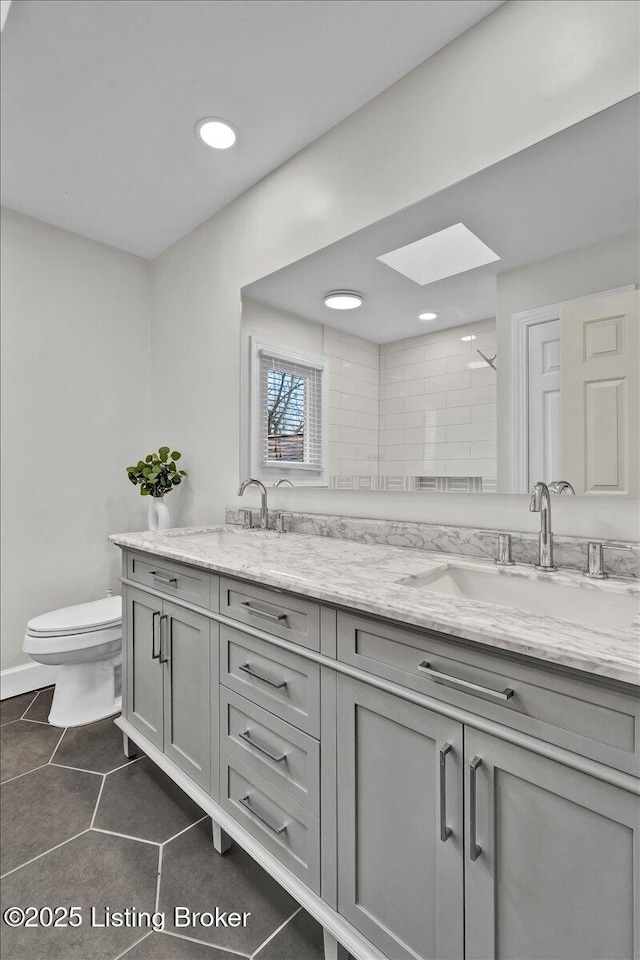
[126, 447, 187, 530]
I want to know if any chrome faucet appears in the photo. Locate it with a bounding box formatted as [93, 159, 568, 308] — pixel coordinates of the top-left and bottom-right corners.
[237, 478, 269, 529]
[529, 481, 557, 570]
[548, 480, 575, 495]
[272, 478, 294, 488]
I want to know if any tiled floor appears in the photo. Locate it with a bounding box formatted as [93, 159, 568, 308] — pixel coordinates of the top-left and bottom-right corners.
[0, 688, 326, 960]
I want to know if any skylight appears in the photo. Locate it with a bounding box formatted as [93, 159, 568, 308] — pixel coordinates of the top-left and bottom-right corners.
[377, 222, 500, 286]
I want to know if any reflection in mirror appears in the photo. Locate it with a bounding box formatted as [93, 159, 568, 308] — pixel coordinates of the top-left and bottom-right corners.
[242, 97, 639, 495]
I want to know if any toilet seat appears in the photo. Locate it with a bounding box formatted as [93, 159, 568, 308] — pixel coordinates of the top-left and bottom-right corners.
[23, 625, 122, 656]
[26, 596, 122, 637]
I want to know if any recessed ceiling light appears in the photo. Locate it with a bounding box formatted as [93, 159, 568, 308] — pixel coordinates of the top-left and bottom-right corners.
[377, 223, 500, 286]
[418, 311, 439, 321]
[196, 118, 236, 150]
[323, 291, 363, 310]
[460, 334, 477, 341]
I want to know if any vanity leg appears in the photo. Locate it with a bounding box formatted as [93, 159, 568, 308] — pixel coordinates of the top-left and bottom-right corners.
[122, 733, 138, 759]
[212, 820, 232, 855]
[323, 929, 349, 960]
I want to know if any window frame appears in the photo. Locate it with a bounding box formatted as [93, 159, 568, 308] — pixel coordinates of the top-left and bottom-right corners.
[249, 336, 329, 485]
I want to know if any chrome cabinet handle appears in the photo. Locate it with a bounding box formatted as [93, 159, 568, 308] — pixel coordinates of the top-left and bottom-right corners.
[151, 610, 161, 659]
[239, 663, 287, 689]
[150, 571, 178, 586]
[240, 601, 287, 623]
[418, 662, 514, 702]
[239, 730, 287, 763]
[469, 756, 482, 861]
[439, 743, 452, 842]
[238, 795, 287, 835]
[159, 614, 170, 663]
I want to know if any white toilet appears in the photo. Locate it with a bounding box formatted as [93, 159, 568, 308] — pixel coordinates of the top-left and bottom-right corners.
[23, 596, 122, 727]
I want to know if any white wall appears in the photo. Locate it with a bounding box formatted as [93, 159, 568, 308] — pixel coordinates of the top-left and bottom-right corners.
[150, 0, 639, 542]
[497, 229, 640, 491]
[1, 209, 152, 672]
[325, 329, 379, 480]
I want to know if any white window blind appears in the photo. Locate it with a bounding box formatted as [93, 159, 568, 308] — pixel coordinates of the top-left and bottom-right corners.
[259, 351, 324, 469]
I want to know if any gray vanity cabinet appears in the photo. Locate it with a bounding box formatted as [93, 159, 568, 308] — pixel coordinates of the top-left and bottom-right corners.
[464, 728, 640, 960]
[162, 600, 213, 791]
[123, 586, 213, 791]
[125, 585, 164, 750]
[336, 675, 464, 960]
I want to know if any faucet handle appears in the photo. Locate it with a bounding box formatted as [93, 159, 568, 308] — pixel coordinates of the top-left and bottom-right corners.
[477, 530, 515, 566]
[586, 541, 633, 579]
[274, 512, 293, 534]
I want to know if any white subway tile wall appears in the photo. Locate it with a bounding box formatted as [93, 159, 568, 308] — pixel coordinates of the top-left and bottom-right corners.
[378, 318, 496, 483]
[325, 329, 380, 478]
[325, 318, 496, 485]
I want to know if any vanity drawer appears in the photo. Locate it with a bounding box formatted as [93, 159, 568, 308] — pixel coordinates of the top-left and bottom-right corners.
[126, 551, 214, 608]
[220, 577, 320, 651]
[220, 748, 320, 892]
[221, 688, 320, 815]
[220, 626, 320, 737]
[337, 613, 640, 775]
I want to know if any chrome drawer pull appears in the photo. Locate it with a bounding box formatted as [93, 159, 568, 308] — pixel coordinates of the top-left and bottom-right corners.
[240, 601, 287, 623]
[159, 615, 170, 664]
[238, 794, 287, 835]
[150, 571, 178, 586]
[469, 756, 482, 861]
[239, 663, 287, 689]
[151, 610, 161, 659]
[239, 730, 287, 763]
[418, 662, 514, 702]
[439, 743, 452, 842]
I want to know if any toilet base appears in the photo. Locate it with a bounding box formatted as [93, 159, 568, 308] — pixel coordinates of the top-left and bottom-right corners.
[48, 657, 121, 727]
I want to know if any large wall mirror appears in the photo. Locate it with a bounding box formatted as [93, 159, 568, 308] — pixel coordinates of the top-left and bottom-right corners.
[241, 97, 639, 495]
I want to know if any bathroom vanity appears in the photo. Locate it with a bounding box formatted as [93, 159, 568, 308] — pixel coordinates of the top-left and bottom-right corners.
[110, 525, 640, 960]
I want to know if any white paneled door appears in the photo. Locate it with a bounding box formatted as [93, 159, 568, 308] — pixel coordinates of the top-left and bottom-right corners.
[527, 319, 561, 488]
[560, 290, 639, 495]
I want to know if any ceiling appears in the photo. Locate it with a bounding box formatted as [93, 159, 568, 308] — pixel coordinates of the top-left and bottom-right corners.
[0, 0, 503, 258]
[244, 96, 640, 343]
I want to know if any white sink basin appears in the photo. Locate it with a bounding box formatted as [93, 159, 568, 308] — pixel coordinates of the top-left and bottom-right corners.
[400, 565, 639, 631]
[160, 526, 277, 547]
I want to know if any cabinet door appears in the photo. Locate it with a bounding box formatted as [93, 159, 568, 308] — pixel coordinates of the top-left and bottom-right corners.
[124, 586, 164, 750]
[465, 728, 640, 960]
[336, 676, 463, 960]
[162, 600, 212, 791]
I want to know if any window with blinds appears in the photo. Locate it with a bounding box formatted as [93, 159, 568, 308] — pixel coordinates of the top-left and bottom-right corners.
[259, 351, 324, 468]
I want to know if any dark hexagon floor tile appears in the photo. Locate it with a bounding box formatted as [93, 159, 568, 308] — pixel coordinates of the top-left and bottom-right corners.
[254, 910, 325, 960]
[0, 830, 159, 960]
[0, 719, 62, 783]
[159, 819, 297, 953]
[0, 692, 38, 726]
[93, 757, 203, 843]
[1, 763, 102, 875]
[52, 715, 130, 774]
[123, 930, 244, 958]
[23, 687, 54, 723]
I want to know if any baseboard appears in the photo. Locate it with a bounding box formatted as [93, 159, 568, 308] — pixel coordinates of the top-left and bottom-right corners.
[0, 662, 58, 700]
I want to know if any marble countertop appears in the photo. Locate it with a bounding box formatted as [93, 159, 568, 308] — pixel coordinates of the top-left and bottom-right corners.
[110, 525, 640, 686]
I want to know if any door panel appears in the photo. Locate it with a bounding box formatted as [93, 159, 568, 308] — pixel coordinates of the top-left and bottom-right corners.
[560, 290, 639, 494]
[465, 728, 640, 960]
[125, 586, 164, 749]
[336, 676, 463, 960]
[163, 600, 212, 791]
[528, 319, 561, 487]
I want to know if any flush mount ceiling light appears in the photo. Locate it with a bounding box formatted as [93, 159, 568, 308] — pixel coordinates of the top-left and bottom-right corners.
[418, 311, 439, 321]
[377, 223, 500, 286]
[323, 291, 363, 310]
[460, 334, 477, 341]
[196, 118, 236, 150]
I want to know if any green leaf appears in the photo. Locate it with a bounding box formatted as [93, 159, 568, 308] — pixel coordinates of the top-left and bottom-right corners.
[140, 487, 150, 496]
[171, 451, 181, 461]
[172, 476, 181, 485]
[179, 470, 187, 476]
[145, 454, 153, 463]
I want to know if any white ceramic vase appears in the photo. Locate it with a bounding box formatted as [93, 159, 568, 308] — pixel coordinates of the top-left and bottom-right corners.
[148, 496, 170, 531]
